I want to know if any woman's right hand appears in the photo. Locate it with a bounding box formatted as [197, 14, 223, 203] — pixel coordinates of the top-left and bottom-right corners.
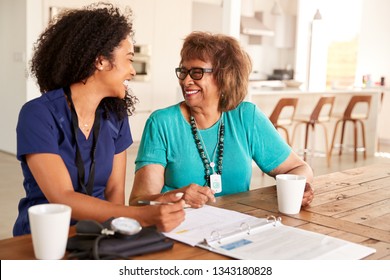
[136, 193, 186, 232]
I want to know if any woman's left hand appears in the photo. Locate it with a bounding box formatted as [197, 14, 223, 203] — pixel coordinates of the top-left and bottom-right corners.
[181, 183, 216, 208]
[302, 183, 314, 207]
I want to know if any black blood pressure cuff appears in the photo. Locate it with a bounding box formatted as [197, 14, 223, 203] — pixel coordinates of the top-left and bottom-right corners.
[66, 218, 173, 259]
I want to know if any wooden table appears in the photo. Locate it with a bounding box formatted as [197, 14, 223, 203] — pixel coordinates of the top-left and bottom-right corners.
[1, 163, 389, 260]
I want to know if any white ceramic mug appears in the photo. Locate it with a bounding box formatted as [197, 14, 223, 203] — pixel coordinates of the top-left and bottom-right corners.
[28, 203, 72, 260]
[276, 174, 306, 215]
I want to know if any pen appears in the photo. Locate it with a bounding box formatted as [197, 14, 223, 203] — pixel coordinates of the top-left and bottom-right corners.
[137, 200, 174, 206]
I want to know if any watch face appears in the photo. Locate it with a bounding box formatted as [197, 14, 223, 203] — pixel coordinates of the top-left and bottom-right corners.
[111, 217, 142, 235]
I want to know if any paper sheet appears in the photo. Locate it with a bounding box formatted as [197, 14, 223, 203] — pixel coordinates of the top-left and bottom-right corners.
[204, 222, 376, 260]
[163, 205, 260, 246]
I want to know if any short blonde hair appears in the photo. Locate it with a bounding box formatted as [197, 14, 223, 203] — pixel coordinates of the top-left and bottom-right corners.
[180, 31, 252, 111]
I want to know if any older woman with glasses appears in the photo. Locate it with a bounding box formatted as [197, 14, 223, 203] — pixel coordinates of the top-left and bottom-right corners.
[130, 31, 314, 209]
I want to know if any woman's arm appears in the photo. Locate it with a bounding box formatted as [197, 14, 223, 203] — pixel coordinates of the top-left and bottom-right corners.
[26, 153, 134, 222]
[268, 151, 313, 182]
[129, 164, 166, 205]
[104, 150, 127, 205]
[26, 153, 185, 232]
[130, 164, 215, 208]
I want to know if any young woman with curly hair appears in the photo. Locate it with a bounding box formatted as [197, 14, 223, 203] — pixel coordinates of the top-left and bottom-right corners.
[13, 3, 184, 236]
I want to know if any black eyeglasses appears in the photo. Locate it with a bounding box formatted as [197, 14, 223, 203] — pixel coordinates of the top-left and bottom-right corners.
[175, 67, 213, 80]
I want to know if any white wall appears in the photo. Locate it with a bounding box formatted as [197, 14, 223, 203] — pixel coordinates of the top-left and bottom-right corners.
[357, 0, 390, 142]
[356, 0, 390, 83]
[192, 2, 223, 33]
[26, 0, 43, 101]
[0, 0, 28, 154]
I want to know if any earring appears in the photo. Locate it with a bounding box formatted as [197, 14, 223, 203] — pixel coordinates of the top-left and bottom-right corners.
[99, 66, 103, 70]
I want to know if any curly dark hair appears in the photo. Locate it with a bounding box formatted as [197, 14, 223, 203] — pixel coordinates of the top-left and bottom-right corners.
[180, 31, 252, 112]
[30, 2, 138, 119]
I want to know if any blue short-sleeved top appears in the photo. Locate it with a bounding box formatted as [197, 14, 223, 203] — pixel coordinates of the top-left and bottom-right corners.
[14, 88, 133, 236]
[135, 101, 291, 196]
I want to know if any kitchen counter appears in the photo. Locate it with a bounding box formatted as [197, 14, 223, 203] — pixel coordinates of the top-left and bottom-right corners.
[248, 82, 388, 96]
[246, 87, 384, 159]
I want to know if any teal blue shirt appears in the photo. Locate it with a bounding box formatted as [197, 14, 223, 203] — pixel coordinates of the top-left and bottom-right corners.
[135, 102, 291, 196]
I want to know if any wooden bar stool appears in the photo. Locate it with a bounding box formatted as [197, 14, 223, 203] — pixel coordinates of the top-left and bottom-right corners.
[269, 97, 298, 145]
[329, 95, 372, 162]
[292, 95, 335, 166]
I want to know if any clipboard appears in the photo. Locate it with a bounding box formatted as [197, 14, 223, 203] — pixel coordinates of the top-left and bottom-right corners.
[163, 205, 376, 260]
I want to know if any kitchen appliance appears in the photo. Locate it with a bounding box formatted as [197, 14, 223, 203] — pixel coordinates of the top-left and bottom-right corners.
[268, 69, 294, 81]
[132, 45, 151, 81]
[240, 0, 274, 37]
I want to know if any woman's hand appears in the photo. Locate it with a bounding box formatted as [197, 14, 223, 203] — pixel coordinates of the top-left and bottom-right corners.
[182, 184, 216, 208]
[136, 192, 185, 232]
[163, 184, 216, 208]
[302, 183, 314, 207]
[142, 200, 186, 232]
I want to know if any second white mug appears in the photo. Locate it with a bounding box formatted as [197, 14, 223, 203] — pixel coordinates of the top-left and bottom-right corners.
[276, 174, 306, 215]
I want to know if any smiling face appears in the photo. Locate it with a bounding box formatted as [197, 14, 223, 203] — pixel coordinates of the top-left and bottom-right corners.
[179, 59, 220, 111]
[97, 36, 136, 99]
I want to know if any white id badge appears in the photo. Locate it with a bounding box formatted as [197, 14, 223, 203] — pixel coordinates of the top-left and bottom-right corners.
[210, 174, 222, 193]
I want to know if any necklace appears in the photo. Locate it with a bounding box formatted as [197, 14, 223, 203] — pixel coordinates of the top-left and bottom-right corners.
[78, 115, 95, 133]
[80, 122, 91, 132]
[65, 95, 94, 133]
[190, 113, 224, 191]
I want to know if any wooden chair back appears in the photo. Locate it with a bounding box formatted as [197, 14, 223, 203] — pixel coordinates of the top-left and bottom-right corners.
[269, 98, 298, 125]
[343, 95, 372, 120]
[310, 96, 335, 122]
